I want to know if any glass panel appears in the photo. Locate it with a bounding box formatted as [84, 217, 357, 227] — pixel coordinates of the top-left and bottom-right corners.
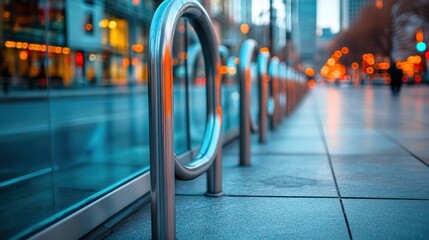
[173, 19, 189, 154]
[222, 56, 239, 132]
[187, 23, 207, 147]
[49, 0, 152, 214]
[0, 0, 54, 238]
[0, 0, 155, 238]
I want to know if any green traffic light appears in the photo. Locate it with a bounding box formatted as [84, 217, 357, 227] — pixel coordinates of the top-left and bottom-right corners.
[416, 42, 427, 52]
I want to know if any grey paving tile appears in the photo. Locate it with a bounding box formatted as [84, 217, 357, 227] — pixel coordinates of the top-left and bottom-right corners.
[344, 199, 429, 240]
[332, 155, 429, 198]
[176, 155, 337, 197]
[224, 138, 326, 155]
[108, 196, 349, 240]
[327, 138, 408, 156]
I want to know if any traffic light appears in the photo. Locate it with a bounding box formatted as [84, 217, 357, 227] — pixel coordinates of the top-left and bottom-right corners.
[416, 30, 426, 52]
[416, 42, 427, 52]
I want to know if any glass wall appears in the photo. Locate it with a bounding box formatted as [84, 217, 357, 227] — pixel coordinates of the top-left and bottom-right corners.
[0, 0, 245, 238]
[0, 0, 155, 238]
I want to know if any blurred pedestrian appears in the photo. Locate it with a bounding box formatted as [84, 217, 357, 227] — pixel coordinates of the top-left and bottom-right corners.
[388, 60, 403, 95]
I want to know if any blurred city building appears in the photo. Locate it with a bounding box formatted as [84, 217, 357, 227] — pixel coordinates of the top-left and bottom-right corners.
[341, 0, 377, 30]
[291, 0, 317, 67]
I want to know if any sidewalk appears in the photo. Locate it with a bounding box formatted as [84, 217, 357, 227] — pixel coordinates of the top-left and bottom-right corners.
[91, 85, 429, 239]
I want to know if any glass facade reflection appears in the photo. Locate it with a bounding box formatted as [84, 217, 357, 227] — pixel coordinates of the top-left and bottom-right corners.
[0, 0, 260, 238]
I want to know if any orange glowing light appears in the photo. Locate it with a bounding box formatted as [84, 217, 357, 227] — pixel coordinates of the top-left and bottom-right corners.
[122, 58, 130, 67]
[367, 58, 375, 65]
[341, 47, 349, 54]
[327, 58, 335, 66]
[132, 0, 140, 6]
[240, 24, 249, 34]
[416, 30, 424, 42]
[366, 67, 374, 74]
[305, 68, 315, 77]
[5, 41, 16, 48]
[334, 50, 342, 58]
[376, 0, 383, 9]
[99, 19, 109, 28]
[332, 70, 341, 78]
[108, 20, 117, 29]
[260, 47, 269, 53]
[219, 65, 229, 75]
[132, 44, 144, 53]
[85, 23, 93, 31]
[415, 55, 422, 64]
[228, 67, 237, 75]
[55, 47, 62, 54]
[351, 62, 359, 70]
[308, 79, 316, 89]
[320, 66, 329, 76]
[19, 51, 28, 60]
[62, 47, 70, 55]
[132, 58, 139, 66]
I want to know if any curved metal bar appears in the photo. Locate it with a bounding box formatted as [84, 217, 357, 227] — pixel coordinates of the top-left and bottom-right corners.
[257, 51, 270, 143]
[187, 44, 230, 83]
[268, 57, 280, 130]
[238, 39, 257, 166]
[148, 0, 222, 238]
[219, 45, 231, 61]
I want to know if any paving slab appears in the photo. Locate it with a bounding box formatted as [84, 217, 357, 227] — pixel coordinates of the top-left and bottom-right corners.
[108, 196, 349, 240]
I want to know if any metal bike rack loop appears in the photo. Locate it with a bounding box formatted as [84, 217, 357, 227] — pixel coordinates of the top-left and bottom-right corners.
[148, 0, 222, 238]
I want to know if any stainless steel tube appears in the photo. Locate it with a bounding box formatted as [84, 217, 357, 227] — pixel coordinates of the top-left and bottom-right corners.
[268, 57, 279, 130]
[238, 39, 257, 166]
[148, 0, 222, 238]
[257, 51, 270, 143]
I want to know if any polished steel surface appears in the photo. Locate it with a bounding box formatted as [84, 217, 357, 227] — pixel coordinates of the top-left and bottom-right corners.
[148, 0, 222, 238]
[278, 62, 287, 119]
[256, 52, 270, 143]
[238, 39, 257, 166]
[268, 57, 280, 130]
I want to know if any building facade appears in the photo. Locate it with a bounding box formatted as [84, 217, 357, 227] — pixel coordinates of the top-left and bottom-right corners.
[291, 0, 317, 66]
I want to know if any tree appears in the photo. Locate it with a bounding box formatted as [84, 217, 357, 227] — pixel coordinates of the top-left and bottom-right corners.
[330, 0, 429, 66]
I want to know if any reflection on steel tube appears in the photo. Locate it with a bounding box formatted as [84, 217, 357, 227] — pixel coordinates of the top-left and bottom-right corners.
[148, 0, 222, 238]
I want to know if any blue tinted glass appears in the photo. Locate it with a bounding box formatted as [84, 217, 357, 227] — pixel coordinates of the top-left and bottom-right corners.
[0, 0, 154, 237]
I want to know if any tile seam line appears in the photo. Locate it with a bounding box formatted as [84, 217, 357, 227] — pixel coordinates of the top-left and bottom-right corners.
[312, 90, 353, 240]
[176, 193, 429, 201]
[379, 131, 429, 168]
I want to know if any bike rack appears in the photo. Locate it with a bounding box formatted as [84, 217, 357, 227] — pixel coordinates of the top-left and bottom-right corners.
[148, 0, 222, 238]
